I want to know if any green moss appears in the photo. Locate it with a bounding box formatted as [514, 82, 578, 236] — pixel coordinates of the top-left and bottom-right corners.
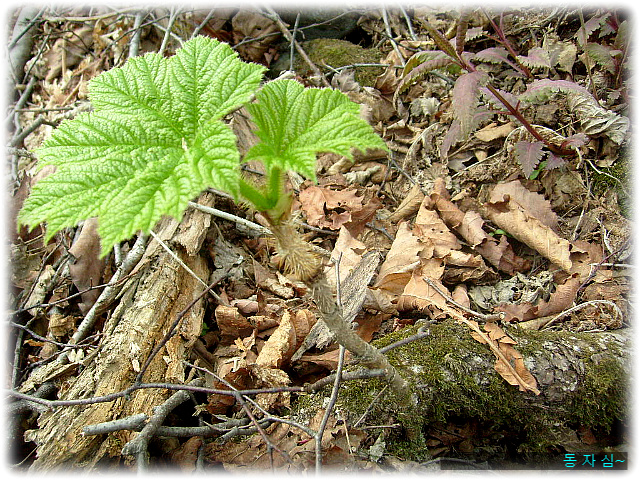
[295, 38, 384, 87]
[290, 319, 627, 462]
[590, 149, 632, 218]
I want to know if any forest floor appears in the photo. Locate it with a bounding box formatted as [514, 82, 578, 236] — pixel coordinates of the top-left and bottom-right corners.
[7, 5, 632, 473]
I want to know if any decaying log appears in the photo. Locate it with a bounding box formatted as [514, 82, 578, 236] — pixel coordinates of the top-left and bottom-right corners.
[22, 194, 215, 470]
[302, 319, 630, 460]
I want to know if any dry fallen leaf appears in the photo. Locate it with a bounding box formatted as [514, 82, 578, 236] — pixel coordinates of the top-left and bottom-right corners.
[467, 320, 540, 395]
[68, 217, 104, 315]
[429, 178, 530, 274]
[373, 221, 428, 295]
[489, 180, 559, 231]
[486, 182, 572, 272]
[474, 121, 515, 142]
[255, 309, 316, 369]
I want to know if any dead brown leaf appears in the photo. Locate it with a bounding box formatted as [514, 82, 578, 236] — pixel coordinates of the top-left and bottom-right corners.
[486, 181, 572, 272]
[68, 217, 104, 315]
[256, 309, 316, 369]
[387, 182, 424, 223]
[467, 320, 540, 395]
[373, 222, 428, 295]
[429, 178, 529, 274]
[474, 121, 515, 142]
[396, 260, 450, 318]
[489, 180, 559, 231]
[214, 305, 253, 338]
[299, 185, 377, 235]
[231, 10, 280, 65]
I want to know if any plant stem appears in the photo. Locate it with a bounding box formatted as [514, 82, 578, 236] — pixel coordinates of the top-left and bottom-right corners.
[238, 177, 271, 212]
[484, 83, 574, 156]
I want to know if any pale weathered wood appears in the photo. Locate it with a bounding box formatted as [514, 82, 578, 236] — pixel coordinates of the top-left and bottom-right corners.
[23, 194, 215, 470]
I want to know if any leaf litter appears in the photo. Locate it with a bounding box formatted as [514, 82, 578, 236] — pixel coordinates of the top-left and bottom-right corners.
[8, 5, 630, 471]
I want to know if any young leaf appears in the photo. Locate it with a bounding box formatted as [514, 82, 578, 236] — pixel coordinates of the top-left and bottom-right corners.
[244, 79, 387, 181]
[517, 46, 552, 69]
[583, 42, 619, 73]
[18, 37, 266, 257]
[513, 140, 545, 178]
[518, 79, 591, 104]
[452, 71, 489, 138]
[419, 19, 459, 62]
[399, 52, 453, 93]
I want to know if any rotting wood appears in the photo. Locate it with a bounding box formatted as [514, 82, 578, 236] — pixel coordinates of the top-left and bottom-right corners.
[22, 194, 215, 470]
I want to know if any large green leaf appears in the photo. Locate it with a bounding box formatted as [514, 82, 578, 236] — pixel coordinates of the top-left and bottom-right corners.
[244, 79, 387, 180]
[18, 37, 266, 256]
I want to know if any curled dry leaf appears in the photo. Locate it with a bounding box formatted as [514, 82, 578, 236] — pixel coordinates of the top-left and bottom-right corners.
[396, 259, 450, 317]
[489, 180, 559, 231]
[299, 185, 380, 236]
[299, 185, 361, 229]
[324, 226, 366, 290]
[373, 221, 428, 295]
[255, 309, 317, 369]
[566, 91, 630, 145]
[473, 121, 515, 142]
[486, 181, 572, 272]
[414, 197, 461, 254]
[214, 305, 253, 338]
[429, 178, 529, 274]
[387, 182, 425, 223]
[231, 10, 280, 64]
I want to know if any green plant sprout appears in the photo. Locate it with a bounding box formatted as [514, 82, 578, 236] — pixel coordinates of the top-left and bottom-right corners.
[18, 36, 386, 257]
[18, 37, 414, 406]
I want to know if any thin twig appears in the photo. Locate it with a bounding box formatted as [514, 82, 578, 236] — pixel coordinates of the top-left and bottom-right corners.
[540, 300, 624, 330]
[122, 378, 204, 471]
[128, 10, 146, 58]
[399, 5, 417, 41]
[191, 9, 216, 38]
[381, 7, 406, 67]
[187, 201, 271, 235]
[315, 345, 345, 473]
[7, 382, 305, 409]
[289, 13, 300, 71]
[262, 7, 331, 87]
[158, 6, 182, 55]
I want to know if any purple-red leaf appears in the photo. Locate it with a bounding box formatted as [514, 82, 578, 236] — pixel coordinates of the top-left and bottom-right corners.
[517, 47, 551, 69]
[452, 71, 489, 138]
[545, 152, 566, 170]
[562, 133, 589, 150]
[480, 86, 519, 109]
[514, 140, 545, 177]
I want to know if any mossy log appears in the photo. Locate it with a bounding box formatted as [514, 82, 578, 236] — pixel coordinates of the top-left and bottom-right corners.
[294, 319, 630, 462]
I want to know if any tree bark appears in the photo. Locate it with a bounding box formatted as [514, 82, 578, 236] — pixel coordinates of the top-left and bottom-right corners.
[320, 319, 630, 460]
[22, 193, 215, 470]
